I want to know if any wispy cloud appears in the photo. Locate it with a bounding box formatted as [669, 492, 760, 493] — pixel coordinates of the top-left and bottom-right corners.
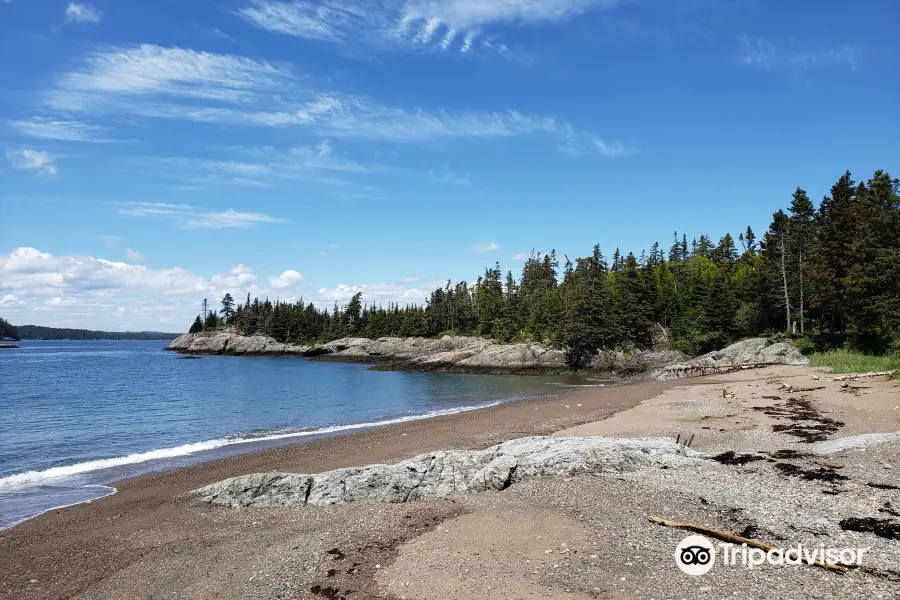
[236, 0, 367, 41]
[132, 140, 381, 189]
[472, 242, 499, 253]
[42, 44, 628, 156]
[237, 0, 623, 55]
[125, 247, 144, 261]
[187, 209, 283, 229]
[5, 149, 59, 176]
[9, 118, 109, 142]
[739, 36, 861, 71]
[117, 201, 284, 229]
[65, 3, 102, 24]
[427, 168, 470, 184]
[49, 44, 293, 111]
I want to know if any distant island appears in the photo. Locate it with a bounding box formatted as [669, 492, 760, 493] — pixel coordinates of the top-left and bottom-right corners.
[0, 319, 178, 341]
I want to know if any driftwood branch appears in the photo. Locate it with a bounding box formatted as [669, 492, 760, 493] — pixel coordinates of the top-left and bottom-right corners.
[831, 371, 895, 381]
[648, 516, 847, 572]
[663, 362, 792, 378]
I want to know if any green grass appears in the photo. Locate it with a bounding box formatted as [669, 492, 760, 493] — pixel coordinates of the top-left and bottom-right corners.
[809, 349, 900, 378]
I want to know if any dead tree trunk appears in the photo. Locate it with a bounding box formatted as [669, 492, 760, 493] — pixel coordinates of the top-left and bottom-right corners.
[798, 248, 804, 335]
[780, 230, 791, 333]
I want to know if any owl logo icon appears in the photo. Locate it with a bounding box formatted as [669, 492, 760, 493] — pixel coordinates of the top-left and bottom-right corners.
[674, 535, 716, 575]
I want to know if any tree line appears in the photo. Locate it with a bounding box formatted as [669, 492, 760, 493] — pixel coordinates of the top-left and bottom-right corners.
[0, 317, 18, 340]
[6, 324, 179, 341]
[188, 169, 899, 367]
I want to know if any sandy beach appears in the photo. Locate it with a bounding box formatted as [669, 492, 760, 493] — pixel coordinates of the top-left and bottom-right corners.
[2, 367, 898, 600]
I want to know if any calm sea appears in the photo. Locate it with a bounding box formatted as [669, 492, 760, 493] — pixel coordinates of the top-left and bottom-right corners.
[0, 340, 604, 529]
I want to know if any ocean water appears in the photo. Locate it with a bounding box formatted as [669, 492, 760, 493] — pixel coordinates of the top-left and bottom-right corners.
[0, 340, 602, 529]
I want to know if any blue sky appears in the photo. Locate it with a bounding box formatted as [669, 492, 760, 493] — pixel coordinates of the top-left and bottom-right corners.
[1, 0, 897, 331]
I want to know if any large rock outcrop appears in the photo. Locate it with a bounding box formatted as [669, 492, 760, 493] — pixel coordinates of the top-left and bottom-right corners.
[187, 436, 699, 508]
[167, 333, 801, 377]
[165, 331, 311, 356]
[650, 338, 808, 380]
[165, 332, 686, 374]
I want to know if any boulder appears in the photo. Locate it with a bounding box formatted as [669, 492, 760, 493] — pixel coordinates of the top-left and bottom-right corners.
[650, 338, 808, 380]
[164, 331, 310, 356]
[187, 436, 700, 508]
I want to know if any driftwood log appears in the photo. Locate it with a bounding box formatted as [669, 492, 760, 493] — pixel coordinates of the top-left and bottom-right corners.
[831, 371, 895, 381]
[648, 516, 847, 572]
[663, 361, 794, 378]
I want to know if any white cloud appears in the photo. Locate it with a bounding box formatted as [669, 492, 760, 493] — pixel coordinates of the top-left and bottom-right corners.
[310, 281, 435, 307]
[5, 149, 58, 176]
[0, 247, 447, 330]
[44, 44, 628, 156]
[739, 36, 861, 71]
[472, 242, 499, 252]
[9, 118, 108, 142]
[65, 2, 102, 24]
[117, 201, 195, 218]
[0, 294, 25, 306]
[125, 247, 144, 260]
[270, 269, 303, 289]
[0, 248, 277, 330]
[236, 0, 366, 41]
[511, 252, 531, 260]
[117, 201, 283, 229]
[210, 264, 257, 289]
[739, 35, 776, 68]
[237, 0, 622, 54]
[50, 44, 293, 111]
[135, 141, 379, 189]
[186, 209, 284, 229]
[427, 168, 470, 184]
[0, 247, 208, 296]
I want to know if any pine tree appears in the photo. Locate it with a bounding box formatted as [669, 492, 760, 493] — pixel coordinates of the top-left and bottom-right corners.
[813, 171, 858, 339]
[788, 187, 815, 334]
[844, 171, 900, 351]
[220, 293, 235, 324]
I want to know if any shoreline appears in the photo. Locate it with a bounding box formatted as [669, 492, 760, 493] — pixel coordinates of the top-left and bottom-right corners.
[0, 378, 674, 598]
[0, 393, 535, 530]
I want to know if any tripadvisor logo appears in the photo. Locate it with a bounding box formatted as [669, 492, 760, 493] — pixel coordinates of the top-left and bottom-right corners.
[675, 535, 716, 575]
[673, 535, 869, 575]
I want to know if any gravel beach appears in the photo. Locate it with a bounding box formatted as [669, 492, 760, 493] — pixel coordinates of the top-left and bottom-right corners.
[2, 367, 898, 600]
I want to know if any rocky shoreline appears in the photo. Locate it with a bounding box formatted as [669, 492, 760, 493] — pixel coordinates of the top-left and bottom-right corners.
[164, 330, 808, 377]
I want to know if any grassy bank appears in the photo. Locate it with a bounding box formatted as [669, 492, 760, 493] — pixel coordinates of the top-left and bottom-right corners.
[809, 349, 900, 379]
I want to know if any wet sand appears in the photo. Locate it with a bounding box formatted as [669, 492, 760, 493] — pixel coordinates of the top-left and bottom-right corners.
[0, 379, 674, 600]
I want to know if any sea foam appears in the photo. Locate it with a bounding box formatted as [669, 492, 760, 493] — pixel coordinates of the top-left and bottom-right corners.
[0, 401, 501, 490]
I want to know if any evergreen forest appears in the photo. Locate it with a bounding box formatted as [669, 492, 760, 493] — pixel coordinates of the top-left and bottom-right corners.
[188, 170, 900, 367]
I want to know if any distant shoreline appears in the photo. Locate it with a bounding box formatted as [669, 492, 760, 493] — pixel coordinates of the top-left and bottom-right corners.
[13, 326, 179, 341]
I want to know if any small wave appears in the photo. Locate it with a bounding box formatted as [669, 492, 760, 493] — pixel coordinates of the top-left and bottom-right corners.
[551, 383, 608, 388]
[0, 401, 501, 490]
[0, 485, 117, 531]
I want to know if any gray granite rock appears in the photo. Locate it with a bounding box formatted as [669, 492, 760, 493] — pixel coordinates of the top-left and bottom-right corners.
[187, 436, 700, 508]
[164, 331, 310, 356]
[650, 338, 808, 380]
